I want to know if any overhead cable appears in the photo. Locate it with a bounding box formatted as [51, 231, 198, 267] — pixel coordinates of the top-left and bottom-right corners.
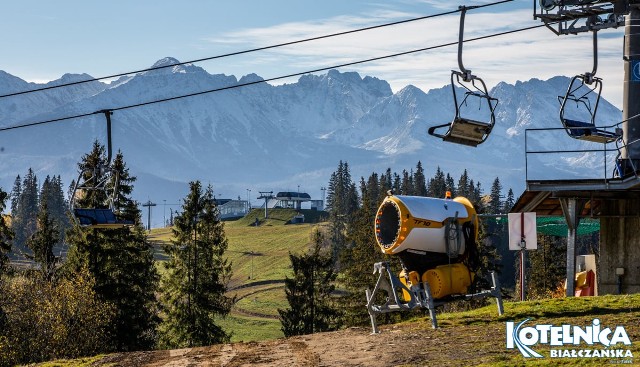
[0, 0, 512, 99]
[0, 21, 550, 133]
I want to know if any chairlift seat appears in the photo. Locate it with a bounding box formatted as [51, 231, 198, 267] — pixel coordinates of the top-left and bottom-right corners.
[429, 117, 492, 147]
[73, 208, 133, 229]
[562, 118, 621, 144]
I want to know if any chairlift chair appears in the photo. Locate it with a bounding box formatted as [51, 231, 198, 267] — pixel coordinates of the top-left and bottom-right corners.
[69, 110, 133, 229]
[427, 5, 499, 147]
[558, 29, 622, 144]
[428, 72, 498, 147]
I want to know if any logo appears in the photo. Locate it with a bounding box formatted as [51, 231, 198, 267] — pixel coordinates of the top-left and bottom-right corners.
[506, 318, 633, 360]
[633, 59, 640, 83]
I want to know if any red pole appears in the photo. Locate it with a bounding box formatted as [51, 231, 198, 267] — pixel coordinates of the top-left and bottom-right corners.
[520, 212, 526, 302]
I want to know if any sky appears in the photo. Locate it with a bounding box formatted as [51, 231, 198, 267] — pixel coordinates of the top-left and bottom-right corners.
[0, 0, 628, 108]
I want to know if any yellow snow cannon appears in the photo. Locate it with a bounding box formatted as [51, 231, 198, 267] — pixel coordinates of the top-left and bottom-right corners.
[375, 193, 478, 267]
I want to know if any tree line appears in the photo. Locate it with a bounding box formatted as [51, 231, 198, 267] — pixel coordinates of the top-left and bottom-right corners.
[0, 142, 233, 365]
[278, 160, 516, 336]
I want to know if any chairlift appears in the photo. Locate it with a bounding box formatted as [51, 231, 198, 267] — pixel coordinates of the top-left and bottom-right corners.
[428, 6, 499, 147]
[558, 29, 622, 144]
[69, 110, 133, 229]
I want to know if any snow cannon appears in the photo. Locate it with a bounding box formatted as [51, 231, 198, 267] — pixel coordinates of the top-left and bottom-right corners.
[375, 193, 478, 271]
[366, 193, 504, 332]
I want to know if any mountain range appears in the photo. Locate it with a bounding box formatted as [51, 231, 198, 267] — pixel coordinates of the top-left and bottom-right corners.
[0, 57, 623, 224]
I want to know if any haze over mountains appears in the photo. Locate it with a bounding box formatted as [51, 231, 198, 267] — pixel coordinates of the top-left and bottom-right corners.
[0, 57, 623, 218]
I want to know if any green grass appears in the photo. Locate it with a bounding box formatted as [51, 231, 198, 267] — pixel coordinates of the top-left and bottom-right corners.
[234, 286, 287, 318]
[35, 355, 107, 367]
[148, 208, 320, 343]
[215, 314, 284, 343]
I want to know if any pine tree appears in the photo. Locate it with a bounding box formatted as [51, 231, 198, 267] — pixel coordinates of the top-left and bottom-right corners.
[27, 201, 58, 280]
[279, 229, 341, 336]
[488, 177, 503, 214]
[160, 181, 233, 348]
[325, 161, 358, 262]
[445, 173, 456, 197]
[10, 175, 21, 216]
[428, 166, 446, 198]
[503, 188, 515, 214]
[400, 169, 413, 195]
[413, 161, 427, 196]
[457, 169, 471, 198]
[12, 169, 39, 249]
[339, 174, 387, 326]
[65, 147, 159, 351]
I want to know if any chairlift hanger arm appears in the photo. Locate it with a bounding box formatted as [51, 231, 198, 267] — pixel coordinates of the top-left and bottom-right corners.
[94, 109, 113, 166]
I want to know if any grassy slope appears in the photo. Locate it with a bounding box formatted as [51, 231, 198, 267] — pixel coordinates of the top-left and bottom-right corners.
[148, 208, 319, 342]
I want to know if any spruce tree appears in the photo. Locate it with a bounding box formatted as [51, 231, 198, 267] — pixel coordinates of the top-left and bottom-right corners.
[339, 174, 387, 326]
[413, 161, 428, 196]
[488, 177, 503, 214]
[65, 146, 159, 351]
[428, 166, 446, 198]
[27, 201, 58, 280]
[160, 181, 233, 348]
[279, 229, 341, 336]
[503, 188, 515, 213]
[10, 175, 21, 216]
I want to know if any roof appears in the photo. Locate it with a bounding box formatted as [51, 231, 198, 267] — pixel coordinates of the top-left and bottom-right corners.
[511, 176, 640, 217]
[275, 192, 311, 200]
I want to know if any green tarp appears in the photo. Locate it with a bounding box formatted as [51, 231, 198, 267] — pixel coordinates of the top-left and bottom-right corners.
[491, 216, 600, 237]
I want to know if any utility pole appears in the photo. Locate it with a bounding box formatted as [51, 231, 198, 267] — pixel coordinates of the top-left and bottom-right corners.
[163, 199, 167, 227]
[258, 191, 274, 219]
[142, 200, 156, 231]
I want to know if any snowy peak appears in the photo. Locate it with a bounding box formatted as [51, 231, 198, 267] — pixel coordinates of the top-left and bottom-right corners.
[142, 57, 208, 76]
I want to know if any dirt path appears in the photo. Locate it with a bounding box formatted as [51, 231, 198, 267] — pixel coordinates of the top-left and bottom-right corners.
[94, 323, 508, 367]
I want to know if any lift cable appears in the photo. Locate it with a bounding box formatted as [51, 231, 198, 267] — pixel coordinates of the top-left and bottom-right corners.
[1, 21, 556, 133]
[0, 0, 513, 99]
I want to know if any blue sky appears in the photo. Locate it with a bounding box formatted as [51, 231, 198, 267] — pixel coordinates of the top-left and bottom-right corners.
[0, 0, 626, 107]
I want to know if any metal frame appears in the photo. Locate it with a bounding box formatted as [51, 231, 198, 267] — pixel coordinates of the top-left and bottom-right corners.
[69, 110, 132, 229]
[428, 6, 498, 147]
[534, 0, 626, 35]
[365, 261, 503, 333]
[558, 31, 622, 143]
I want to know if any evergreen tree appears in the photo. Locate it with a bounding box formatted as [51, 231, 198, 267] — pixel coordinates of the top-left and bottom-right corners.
[428, 166, 446, 198]
[400, 169, 414, 195]
[527, 235, 566, 298]
[10, 175, 21, 216]
[392, 172, 401, 194]
[279, 229, 341, 336]
[503, 188, 515, 213]
[339, 174, 387, 326]
[325, 161, 358, 262]
[12, 169, 39, 249]
[488, 177, 503, 214]
[65, 147, 159, 351]
[457, 169, 471, 198]
[413, 161, 428, 196]
[160, 181, 233, 348]
[27, 201, 58, 280]
[445, 173, 456, 197]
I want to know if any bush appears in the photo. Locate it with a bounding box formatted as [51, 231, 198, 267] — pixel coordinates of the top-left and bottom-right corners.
[0, 268, 115, 366]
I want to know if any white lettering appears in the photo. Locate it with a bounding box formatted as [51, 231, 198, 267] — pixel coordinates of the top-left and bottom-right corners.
[593, 319, 600, 341]
[506, 322, 514, 348]
[625, 350, 633, 358]
[520, 327, 539, 346]
[563, 325, 573, 344]
[550, 349, 558, 357]
[610, 327, 632, 346]
[573, 326, 592, 345]
[536, 324, 551, 344]
[550, 326, 563, 346]
[598, 327, 612, 346]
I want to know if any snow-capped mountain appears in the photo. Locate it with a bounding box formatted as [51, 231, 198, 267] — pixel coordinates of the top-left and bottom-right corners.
[0, 57, 623, 211]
